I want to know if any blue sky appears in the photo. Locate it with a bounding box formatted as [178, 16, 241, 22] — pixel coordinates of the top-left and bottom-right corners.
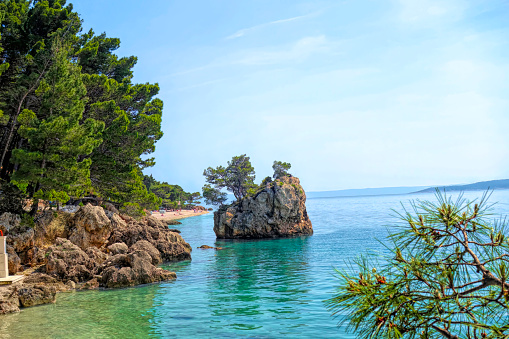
[73, 0, 509, 193]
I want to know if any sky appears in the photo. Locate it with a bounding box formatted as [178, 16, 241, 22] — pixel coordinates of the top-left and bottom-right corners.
[72, 0, 509, 193]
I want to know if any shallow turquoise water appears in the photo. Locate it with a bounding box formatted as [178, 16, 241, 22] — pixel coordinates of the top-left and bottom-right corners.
[1, 190, 509, 338]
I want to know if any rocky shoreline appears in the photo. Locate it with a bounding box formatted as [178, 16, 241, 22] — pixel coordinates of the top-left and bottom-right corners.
[0, 204, 192, 314]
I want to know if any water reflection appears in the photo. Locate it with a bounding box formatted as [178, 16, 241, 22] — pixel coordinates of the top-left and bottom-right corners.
[206, 237, 312, 332]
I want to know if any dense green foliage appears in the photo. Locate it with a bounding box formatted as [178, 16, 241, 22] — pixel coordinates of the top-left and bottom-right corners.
[326, 192, 509, 338]
[202, 157, 293, 206]
[272, 160, 291, 179]
[203, 154, 256, 202]
[202, 183, 227, 207]
[0, 0, 162, 213]
[143, 174, 201, 209]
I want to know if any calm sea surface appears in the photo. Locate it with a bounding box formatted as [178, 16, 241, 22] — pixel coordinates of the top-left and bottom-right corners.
[2, 190, 509, 338]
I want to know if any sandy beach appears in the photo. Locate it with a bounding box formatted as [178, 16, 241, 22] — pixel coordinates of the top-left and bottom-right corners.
[150, 209, 209, 221]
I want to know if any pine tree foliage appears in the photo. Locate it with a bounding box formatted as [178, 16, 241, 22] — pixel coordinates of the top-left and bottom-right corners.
[143, 174, 202, 209]
[326, 192, 509, 339]
[272, 160, 291, 179]
[11, 43, 103, 206]
[203, 154, 256, 201]
[0, 0, 164, 213]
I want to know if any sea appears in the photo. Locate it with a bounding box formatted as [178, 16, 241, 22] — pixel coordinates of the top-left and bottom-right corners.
[1, 190, 509, 338]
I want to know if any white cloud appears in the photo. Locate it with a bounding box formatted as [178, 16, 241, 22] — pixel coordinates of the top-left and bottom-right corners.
[226, 13, 315, 40]
[236, 35, 330, 65]
[397, 0, 465, 23]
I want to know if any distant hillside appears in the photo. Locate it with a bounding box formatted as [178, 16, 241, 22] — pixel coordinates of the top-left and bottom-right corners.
[415, 179, 509, 193]
[307, 186, 429, 199]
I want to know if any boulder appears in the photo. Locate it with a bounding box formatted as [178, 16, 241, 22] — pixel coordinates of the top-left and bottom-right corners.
[86, 246, 108, 264]
[6, 228, 34, 253]
[107, 242, 128, 255]
[131, 240, 161, 265]
[6, 245, 21, 274]
[33, 210, 71, 247]
[198, 245, 214, 249]
[0, 284, 21, 314]
[109, 213, 127, 228]
[22, 273, 69, 292]
[79, 278, 100, 290]
[17, 284, 56, 307]
[103, 202, 119, 215]
[214, 176, 313, 239]
[165, 220, 182, 226]
[109, 218, 191, 262]
[99, 250, 175, 288]
[68, 204, 112, 250]
[45, 238, 95, 283]
[0, 212, 21, 234]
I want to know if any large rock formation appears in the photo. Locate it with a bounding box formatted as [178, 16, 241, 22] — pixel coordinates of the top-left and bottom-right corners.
[0, 204, 192, 314]
[214, 176, 313, 239]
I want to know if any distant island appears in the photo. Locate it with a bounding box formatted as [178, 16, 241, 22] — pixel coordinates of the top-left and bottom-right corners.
[414, 179, 509, 193]
[308, 179, 509, 199]
[307, 186, 429, 199]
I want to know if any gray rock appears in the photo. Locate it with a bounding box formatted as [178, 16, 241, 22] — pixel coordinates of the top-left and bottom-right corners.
[131, 240, 162, 265]
[0, 212, 21, 233]
[45, 238, 95, 283]
[99, 250, 175, 288]
[68, 204, 112, 250]
[108, 217, 191, 262]
[214, 176, 313, 239]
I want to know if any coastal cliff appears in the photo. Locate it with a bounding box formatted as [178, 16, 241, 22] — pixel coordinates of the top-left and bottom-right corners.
[0, 204, 191, 314]
[214, 176, 313, 239]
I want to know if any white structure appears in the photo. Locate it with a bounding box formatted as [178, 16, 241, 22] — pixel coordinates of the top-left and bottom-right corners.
[0, 236, 7, 278]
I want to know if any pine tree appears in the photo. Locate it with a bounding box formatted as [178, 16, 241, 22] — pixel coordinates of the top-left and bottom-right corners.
[0, 0, 81, 178]
[11, 43, 103, 211]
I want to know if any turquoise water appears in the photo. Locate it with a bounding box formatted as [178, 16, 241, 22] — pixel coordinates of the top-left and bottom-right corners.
[1, 190, 509, 338]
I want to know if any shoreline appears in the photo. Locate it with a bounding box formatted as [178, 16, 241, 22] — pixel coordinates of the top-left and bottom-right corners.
[150, 210, 209, 222]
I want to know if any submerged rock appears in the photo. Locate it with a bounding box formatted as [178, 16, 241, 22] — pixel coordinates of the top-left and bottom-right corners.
[197, 245, 223, 250]
[214, 176, 313, 239]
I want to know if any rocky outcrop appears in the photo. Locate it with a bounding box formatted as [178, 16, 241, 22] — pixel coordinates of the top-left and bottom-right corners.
[98, 250, 175, 288]
[131, 240, 162, 265]
[107, 242, 129, 255]
[109, 216, 191, 262]
[0, 273, 69, 314]
[17, 284, 57, 307]
[214, 176, 313, 239]
[0, 285, 21, 314]
[45, 238, 96, 283]
[0, 204, 192, 314]
[6, 245, 21, 275]
[68, 204, 112, 250]
[0, 212, 21, 234]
